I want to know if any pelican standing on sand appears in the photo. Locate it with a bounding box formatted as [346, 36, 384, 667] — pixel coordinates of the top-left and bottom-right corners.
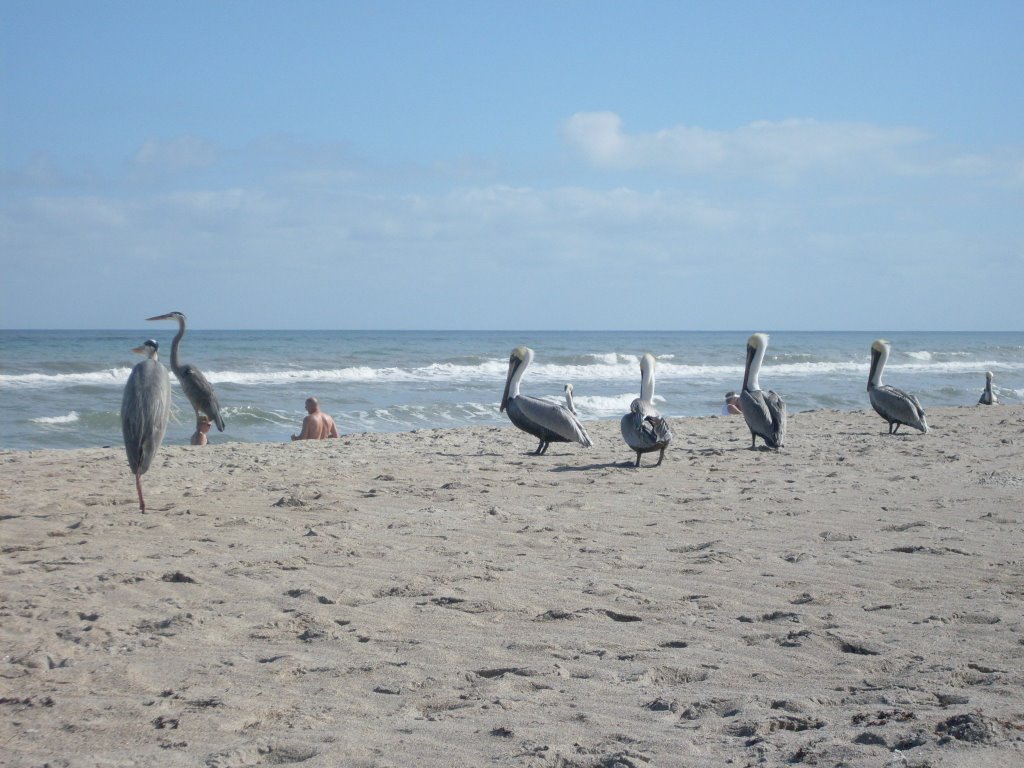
[147, 311, 225, 432]
[620, 353, 673, 467]
[867, 339, 928, 434]
[500, 346, 593, 455]
[121, 339, 170, 512]
[740, 333, 787, 449]
[978, 371, 997, 405]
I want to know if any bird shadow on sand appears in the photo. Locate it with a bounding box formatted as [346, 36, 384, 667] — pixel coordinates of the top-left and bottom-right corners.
[550, 461, 634, 472]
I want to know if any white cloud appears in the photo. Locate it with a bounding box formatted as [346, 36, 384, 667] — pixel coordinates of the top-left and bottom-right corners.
[130, 136, 218, 173]
[562, 112, 931, 181]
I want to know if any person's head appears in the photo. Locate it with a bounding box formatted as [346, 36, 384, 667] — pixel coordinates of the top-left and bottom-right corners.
[305, 397, 319, 414]
[197, 416, 211, 433]
[725, 391, 738, 403]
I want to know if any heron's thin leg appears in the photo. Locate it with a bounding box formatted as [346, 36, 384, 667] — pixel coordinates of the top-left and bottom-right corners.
[135, 473, 146, 513]
[656, 447, 665, 466]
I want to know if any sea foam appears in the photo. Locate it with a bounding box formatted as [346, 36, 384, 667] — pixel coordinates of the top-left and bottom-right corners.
[30, 411, 80, 425]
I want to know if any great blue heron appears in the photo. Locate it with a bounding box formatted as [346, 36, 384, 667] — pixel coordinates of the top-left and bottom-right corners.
[121, 339, 170, 512]
[867, 339, 928, 434]
[620, 352, 673, 467]
[500, 346, 593, 455]
[740, 333, 787, 449]
[147, 311, 225, 432]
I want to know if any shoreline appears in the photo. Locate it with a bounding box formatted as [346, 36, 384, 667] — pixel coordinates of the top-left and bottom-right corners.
[2, 405, 1022, 766]
[2, 402, 1014, 456]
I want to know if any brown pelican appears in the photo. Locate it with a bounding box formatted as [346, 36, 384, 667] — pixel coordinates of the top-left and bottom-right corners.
[563, 383, 578, 415]
[740, 333, 786, 449]
[620, 352, 673, 467]
[500, 346, 593, 455]
[867, 339, 928, 434]
[121, 340, 170, 512]
[147, 311, 225, 432]
[978, 371, 997, 405]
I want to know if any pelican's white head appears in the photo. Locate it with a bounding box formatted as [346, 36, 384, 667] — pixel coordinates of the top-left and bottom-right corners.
[747, 332, 769, 351]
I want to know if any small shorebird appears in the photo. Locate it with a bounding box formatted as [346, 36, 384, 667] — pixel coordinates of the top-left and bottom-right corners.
[978, 371, 997, 405]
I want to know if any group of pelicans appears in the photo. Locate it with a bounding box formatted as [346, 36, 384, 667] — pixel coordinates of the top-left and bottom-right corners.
[121, 316, 998, 512]
[499, 333, 954, 470]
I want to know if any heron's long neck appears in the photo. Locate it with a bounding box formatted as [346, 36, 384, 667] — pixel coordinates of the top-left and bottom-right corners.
[565, 388, 576, 413]
[745, 345, 765, 391]
[868, 348, 887, 388]
[170, 318, 186, 373]
[640, 368, 655, 402]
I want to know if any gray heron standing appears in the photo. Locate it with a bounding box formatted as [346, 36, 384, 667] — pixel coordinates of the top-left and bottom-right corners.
[740, 333, 786, 449]
[500, 346, 593, 455]
[979, 371, 997, 405]
[147, 311, 225, 432]
[867, 339, 928, 434]
[121, 339, 170, 512]
[620, 352, 673, 467]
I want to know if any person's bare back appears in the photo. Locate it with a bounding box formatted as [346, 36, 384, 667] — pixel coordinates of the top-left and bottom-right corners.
[291, 397, 339, 440]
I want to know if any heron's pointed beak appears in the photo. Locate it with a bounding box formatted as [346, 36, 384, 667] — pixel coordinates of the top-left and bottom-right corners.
[131, 346, 147, 355]
[146, 313, 173, 321]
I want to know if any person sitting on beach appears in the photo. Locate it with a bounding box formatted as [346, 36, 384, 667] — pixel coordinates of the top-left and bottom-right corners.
[291, 397, 339, 440]
[191, 415, 212, 445]
[721, 391, 742, 415]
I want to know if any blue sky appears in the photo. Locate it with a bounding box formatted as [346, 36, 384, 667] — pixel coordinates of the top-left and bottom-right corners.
[2, 1, 1022, 330]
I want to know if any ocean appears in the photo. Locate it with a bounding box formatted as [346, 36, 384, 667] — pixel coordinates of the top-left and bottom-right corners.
[1, 330, 1021, 451]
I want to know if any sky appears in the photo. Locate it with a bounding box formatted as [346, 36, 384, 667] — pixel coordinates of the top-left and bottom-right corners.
[2, 1, 1022, 331]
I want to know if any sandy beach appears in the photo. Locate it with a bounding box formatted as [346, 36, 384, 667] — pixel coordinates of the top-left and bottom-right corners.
[2, 405, 1022, 767]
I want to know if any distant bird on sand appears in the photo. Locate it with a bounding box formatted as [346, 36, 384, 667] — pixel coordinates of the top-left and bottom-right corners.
[978, 371, 997, 405]
[620, 352, 673, 467]
[500, 346, 592, 455]
[121, 339, 170, 512]
[563, 383, 578, 415]
[147, 311, 225, 432]
[740, 333, 786, 449]
[867, 339, 928, 434]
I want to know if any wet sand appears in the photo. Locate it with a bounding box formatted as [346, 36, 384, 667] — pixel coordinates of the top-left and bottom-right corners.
[2, 406, 1023, 767]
